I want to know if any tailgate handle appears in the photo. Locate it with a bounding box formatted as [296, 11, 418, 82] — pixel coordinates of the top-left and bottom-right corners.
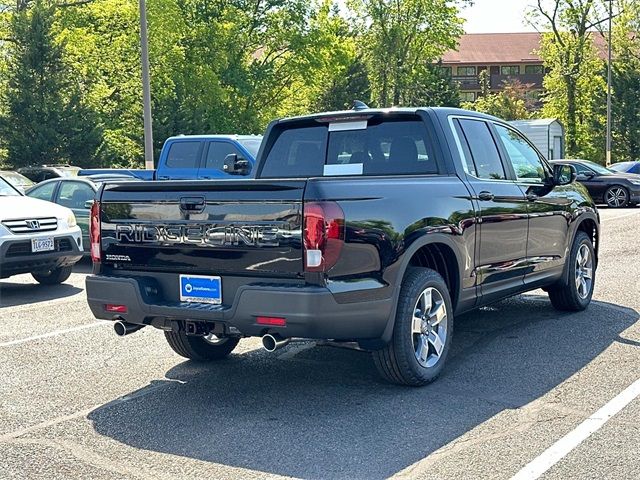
[179, 196, 206, 213]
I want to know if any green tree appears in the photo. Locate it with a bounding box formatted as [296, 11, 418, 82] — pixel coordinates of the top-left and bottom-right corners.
[464, 78, 534, 120]
[350, 0, 468, 107]
[0, 0, 98, 167]
[611, 0, 640, 162]
[529, 0, 610, 158]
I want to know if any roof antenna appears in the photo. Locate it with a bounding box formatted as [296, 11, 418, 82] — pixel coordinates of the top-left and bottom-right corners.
[352, 100, 369, 111]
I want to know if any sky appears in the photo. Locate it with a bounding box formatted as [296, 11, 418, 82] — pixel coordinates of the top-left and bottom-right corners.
[461, 0, 538, 33]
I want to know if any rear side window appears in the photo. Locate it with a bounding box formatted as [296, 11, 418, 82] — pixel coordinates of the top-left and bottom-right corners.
[457, 119, 506, 180]
[28, 181, 56, 201]
[165, 141, 201, 169]
[260, 118, 437, 178]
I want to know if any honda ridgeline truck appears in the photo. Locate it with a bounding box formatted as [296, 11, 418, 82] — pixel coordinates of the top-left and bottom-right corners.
[86, 107, 599, 386]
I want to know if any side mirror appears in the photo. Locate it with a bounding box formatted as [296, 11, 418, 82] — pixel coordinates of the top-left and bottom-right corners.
[223, 154, 251, 176]
[84, 199, 95, 209]
[553, 164, 577, 186]
[583, 171, 596, 179]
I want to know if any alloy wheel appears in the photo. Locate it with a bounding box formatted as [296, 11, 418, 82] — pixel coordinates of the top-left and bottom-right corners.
[411, 287, 448, 368]
[606, 187, 628, 207]
[575, 244, 594, 299]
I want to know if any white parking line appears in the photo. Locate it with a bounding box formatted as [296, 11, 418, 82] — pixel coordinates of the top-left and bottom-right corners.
[0, 322, 108, 348]
[511, 377, 640, 480]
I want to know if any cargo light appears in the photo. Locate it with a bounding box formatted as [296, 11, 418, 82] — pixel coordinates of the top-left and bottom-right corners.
[303, 201, 345, 273]
[90, 201, 101, 263]
[256, 316, 287, 327]
[105, 304, 128, 313]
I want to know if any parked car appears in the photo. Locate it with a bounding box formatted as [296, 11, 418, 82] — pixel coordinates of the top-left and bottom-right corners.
[78, 135, 263, 182]
[86, 106, 599, 386]
[25, 175, 135, 252]
[609, 161, 640, 175]
[0, 176, 83, 283]
[154, 134, 262, 180]
[550, 159, 640, 208]
[79, 168, 155, 181]
[17, 164, 80, 183]
[0, 170, 35, 193]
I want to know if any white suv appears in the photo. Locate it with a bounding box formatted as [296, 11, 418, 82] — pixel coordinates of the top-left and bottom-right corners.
[0, 176, 83, 284]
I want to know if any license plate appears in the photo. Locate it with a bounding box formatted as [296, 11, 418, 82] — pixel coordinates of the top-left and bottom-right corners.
[179, 275, 222, 304]
[32, 237, 55, 253]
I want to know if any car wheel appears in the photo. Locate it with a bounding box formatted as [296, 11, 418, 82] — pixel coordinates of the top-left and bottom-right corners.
[605, 185, 629, 208]
[547, 231, 595, 311]
[31, 266, 73, 285]
[164, 331, 240, 361]
[373, 267, 453, 386]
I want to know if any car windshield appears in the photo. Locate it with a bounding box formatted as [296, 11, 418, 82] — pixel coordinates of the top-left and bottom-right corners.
[1, 171, 34, 187]
[579, 160, 613, 175]
[0, 177, 21, 196]
[609, 162, 633, 172]
[238, 138, 262, 159]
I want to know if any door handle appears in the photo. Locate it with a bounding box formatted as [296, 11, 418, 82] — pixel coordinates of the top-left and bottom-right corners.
[526, 193, 539, 202]
[478, 191, 494, 201]
[179, 196, 206, 213]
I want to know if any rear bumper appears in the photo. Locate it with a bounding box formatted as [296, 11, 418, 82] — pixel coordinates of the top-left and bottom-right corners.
[0, 235, 83, 278]
[86, 275, 393, 341]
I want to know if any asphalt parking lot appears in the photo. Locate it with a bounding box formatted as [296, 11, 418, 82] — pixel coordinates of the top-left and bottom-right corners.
[1, 207, 639, 480]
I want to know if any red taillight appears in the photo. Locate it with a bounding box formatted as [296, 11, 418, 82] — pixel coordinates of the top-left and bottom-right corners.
[303, 201, 345, 272]
[105, 304, 127, 313]
[256, 316, 287, 326]
[90, 201, 101, 263]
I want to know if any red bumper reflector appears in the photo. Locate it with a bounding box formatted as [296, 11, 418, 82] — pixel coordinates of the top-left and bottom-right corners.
[105, 304, 128, 313]
[256, 316, 286, 327]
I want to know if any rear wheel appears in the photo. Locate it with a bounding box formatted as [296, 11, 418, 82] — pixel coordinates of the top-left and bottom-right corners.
[605, 185, 629, 208]
[164, 331, 239, 361]
[547, 231, 595, 311]
[373, 268, 453, 386]
[31, 265, 73, 285]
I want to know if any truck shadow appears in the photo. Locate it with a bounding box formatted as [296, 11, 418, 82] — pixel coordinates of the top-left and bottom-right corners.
[88, 295, 638, 479]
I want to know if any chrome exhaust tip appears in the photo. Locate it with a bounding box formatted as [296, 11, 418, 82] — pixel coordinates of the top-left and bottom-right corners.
[262, 333, 290, 352]
[114, 320, 145, 337]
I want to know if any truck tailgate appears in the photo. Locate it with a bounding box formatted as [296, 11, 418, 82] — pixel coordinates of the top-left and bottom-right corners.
[98, 180, 305, 277]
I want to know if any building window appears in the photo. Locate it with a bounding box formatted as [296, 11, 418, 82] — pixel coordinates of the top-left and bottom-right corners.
[459, 92, 476, 103]
[525, 65, 544, 74]
[500, 65, 520, 75]
[457, 66, 476, 76]
[438, 66, 452, 76]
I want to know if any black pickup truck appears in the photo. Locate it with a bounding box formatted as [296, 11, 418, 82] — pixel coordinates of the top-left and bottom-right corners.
[86, 107, 599, 386]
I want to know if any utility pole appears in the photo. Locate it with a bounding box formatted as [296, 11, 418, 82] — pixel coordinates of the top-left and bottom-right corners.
[605, 0, 613, 166]
[139, 0, 154, 170]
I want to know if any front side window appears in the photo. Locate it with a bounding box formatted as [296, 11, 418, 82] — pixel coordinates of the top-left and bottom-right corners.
[457, 119, 506, 180]
[165, 141, 201, 169]
[27, 181, 56, 201]
[494, 124, 548, 183]
[204, 142, 244, 172]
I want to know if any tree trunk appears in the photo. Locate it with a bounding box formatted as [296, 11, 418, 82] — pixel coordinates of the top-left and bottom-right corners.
[565, 74, 578, 156]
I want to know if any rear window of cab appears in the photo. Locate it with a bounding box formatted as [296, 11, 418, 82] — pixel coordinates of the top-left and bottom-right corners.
[259, 116, 439, 178]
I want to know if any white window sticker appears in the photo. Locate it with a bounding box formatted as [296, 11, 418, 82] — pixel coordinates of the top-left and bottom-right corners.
[323, 163, 364, 176]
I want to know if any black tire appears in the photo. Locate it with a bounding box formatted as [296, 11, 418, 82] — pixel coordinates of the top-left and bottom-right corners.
[164, 331, 239, 361]
[604, 185, 629, 208]
[548, 231, 595, 311]
[31, 265, 73, 285]
[373, 267, 454, 386]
